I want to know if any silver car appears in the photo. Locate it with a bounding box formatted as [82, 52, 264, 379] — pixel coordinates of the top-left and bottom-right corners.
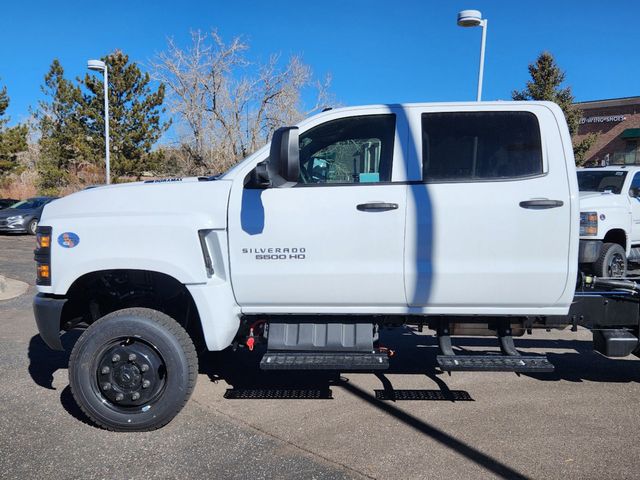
[0, 197, 57, 235]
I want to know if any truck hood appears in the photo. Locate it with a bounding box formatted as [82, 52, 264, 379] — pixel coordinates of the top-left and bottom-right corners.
[41, 177, 232, 230]
[579, 191, 628, 211]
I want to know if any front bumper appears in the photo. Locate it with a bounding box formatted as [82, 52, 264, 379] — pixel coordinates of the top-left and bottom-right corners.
[0, 219, 27, 232]
[33, 293, 67, 351]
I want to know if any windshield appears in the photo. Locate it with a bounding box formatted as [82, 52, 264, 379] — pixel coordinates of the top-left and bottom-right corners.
[577, 171, 628, 194]
[10, 199, 45, 210]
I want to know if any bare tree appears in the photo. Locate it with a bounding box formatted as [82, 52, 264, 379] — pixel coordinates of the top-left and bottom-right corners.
[152, 30, 332, 174]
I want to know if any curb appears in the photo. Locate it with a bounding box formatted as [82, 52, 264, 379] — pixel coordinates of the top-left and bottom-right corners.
[0, 274, 29, 301]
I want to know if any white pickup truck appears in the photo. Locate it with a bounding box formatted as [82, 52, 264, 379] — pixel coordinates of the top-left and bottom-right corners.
[578, 166, 640, 277]
[33, 101, 640, 431]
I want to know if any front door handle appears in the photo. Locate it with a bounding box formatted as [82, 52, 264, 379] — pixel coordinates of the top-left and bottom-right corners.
[357, 202, 399, 212]
[519, 199, 564, 210]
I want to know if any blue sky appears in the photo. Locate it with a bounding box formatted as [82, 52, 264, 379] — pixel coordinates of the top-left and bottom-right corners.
[1, 0, 638, 131]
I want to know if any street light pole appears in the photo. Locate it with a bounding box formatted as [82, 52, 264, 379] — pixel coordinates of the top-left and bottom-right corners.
[476, 18, 487, 101]
[457, 10, 488, 101]
[103, 65, 110, 184]
[87, 59, 110, 184]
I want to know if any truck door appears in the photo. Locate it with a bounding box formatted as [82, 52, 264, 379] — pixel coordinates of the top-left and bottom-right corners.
[228, 112, 408, 311]
[405, 107, 573, 311]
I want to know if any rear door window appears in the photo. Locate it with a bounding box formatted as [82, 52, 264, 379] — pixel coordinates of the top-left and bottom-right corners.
[422, 111, 543, 181]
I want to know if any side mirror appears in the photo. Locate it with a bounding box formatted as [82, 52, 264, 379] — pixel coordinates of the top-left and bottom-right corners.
[247, 161, 271, 189]
[267, 126, 300, 187]
[631, 188, 638, 198]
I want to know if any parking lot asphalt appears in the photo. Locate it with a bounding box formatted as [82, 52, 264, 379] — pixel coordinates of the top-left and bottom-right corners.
[1, 234, 640, 479]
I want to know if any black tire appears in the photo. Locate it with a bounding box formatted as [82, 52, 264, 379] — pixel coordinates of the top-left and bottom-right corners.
[68, 308, 198, 431]
[594, 242, 627, 278]
[27, 218, 38, 235]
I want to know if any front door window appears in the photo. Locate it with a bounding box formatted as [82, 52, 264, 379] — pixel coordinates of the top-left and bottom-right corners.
[298, 115, 396, 184]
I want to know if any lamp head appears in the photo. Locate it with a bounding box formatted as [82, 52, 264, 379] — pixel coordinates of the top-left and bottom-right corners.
[87, 59, 106, 71]
[457, 10, 484, 27]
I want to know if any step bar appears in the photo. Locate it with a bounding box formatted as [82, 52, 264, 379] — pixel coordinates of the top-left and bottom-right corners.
[436, 320, 555, 373]
[437, 354, 554, 373]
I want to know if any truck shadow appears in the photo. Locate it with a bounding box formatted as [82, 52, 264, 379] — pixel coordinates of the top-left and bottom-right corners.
[200, 349, 338, 399]
[199, 327, 640, 400]
[26, 330, 93, 425]
[199, 344, 473, 403]
[27, 330, 81, 390]
[199, 339, 530, 479]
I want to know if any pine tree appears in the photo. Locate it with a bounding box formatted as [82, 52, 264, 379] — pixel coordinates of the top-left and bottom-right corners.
[35, 60, 89, 194]
[81, 50, 170, 179]
[0, 84, 28, 177]
[512, 52, 596, 164]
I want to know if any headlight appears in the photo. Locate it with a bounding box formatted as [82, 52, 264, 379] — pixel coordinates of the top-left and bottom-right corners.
[580, 211, 598, 236]
[6, 215, 24, 223]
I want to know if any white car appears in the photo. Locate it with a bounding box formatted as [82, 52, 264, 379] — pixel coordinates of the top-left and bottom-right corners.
[578, 166, 640, 277]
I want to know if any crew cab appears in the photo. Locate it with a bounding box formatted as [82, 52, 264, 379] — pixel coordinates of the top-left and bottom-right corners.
[578, 166, 640, 277]
[32, 102, 640, 431]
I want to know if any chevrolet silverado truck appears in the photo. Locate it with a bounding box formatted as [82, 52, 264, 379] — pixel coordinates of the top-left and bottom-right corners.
[578, 166, 640, 277]
[33, 102, 640, 431]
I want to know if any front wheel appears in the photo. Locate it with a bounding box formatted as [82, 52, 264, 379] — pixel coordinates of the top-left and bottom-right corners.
[27, 218, 38, 235]
[68, 308, 198, 431]
[594, 242, 627, 278]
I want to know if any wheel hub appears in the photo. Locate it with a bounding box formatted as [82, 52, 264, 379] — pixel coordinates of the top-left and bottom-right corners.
[96, 339, 166, 407]
[116, 364, 141, 387]
[609, 254, 625, 277]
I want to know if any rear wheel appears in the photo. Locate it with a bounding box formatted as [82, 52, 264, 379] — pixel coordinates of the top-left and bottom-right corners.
[594, 242, 627, 278]
[68, 308, 197, 431]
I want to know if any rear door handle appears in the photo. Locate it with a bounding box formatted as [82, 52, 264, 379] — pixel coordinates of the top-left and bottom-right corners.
[357, 202, 399, 212]
[519, 199, 564, 209]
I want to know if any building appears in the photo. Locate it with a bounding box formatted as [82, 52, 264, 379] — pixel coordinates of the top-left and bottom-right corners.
[573, 96, 640, 166]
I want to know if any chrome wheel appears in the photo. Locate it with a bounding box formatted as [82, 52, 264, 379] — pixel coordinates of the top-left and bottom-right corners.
[28, 219, 38, 235]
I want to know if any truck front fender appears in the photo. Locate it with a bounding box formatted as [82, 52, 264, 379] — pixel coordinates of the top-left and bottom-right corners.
[38, 215, 214, 295]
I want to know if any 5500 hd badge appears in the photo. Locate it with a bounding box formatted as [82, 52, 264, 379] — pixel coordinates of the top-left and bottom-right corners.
[242, 247, 306, 260]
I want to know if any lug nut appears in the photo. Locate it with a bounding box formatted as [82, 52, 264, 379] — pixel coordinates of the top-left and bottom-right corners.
[101, 366, 110, 374]
[101, 383, 111, 391]
[131, 392, 140, 401]
[111, 354, 120, 363]
[142, 380, 151, 389]
[115, 393, 124, 401]
[128, 353, 137, 361]
[140, 364, 149, 372]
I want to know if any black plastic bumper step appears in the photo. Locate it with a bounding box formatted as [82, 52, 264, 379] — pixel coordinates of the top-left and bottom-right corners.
[260, 351, 389, 371]
[437, 354, 554, 373]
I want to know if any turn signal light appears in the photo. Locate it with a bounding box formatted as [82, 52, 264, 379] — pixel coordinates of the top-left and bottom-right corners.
[34, 226, 52, 286]
[580, 211, 598, 236]
[37, 233, 51, 249]
[37, 264, 50, 279]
